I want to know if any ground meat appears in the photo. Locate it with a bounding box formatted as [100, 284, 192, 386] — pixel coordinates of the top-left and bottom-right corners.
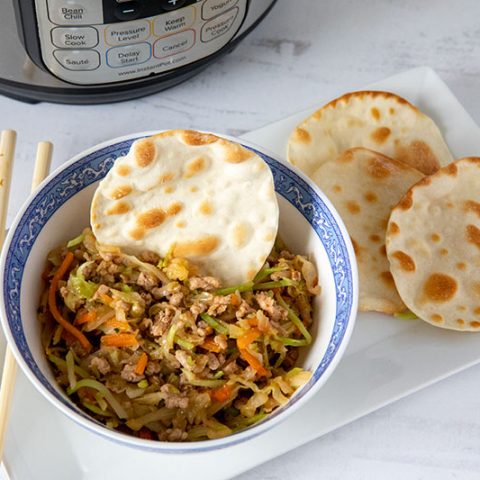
[59, 286, 84, 310]
[121, 363, 145, 383]
[190, 301, 207, 318]
[93, 284, 109, 301]
[213, 334, 227, 350]
[89, 356, 111, 375]
[137, 271, 159, 290]
[150, 306, 176, 337]
[138, 251, 161, 265]
[282, 347, 299, 369]
[145, 360, 162, 375]
[169, 292, 184, 307]
[175, 350, 209, 374]
[207, 353, 221, 370]
[255, 292, 288, 322]
[188, 276, 221, 291]
[139, 317, 153, 332]
[159, 428, 188, 442]
[160, 384, 189, 409]
[105, 375, 128, 393]
[223, 360, 241, 375]
[235, 299, 255, 320]
[207, 295, 231, 316]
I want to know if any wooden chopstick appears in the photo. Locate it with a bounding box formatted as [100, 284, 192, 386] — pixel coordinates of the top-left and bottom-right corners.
[0, 134, 52, 465]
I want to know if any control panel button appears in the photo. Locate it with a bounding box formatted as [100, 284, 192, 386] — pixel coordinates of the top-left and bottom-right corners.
[201, 7, 238, 43]
[159, 0, 187, 12]
[105, 21, 150, 46]
[153, 30, 195, 59]
[153, 7, 195, 37]
[53, 49, 100, 70]
[106, 43, 151, 67]
[47, 0, 103, 25]
[51, 27, 98, 48]
[202, 0, 238, 20]
[114, 1, 143, 21]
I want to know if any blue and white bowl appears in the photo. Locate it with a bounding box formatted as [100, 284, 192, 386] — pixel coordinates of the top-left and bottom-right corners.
[0, 132, 358, 453]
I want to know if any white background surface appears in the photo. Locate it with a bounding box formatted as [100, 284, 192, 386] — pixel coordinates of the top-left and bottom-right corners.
[1, 1, 480, 479]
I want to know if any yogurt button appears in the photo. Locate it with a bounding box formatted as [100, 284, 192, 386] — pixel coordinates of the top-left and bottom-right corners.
[106, 43, 151, 68]
[153, 7, 195, 37]
[51, 27, 98, 48]
[105, 20, 150, 46]
[53, 49, 100, 70]
[201, 0, 238, 20]
[153, 30, 195, 59]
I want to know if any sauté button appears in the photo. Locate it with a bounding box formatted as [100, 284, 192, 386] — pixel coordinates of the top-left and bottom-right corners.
[53, 49, 100, 70]
[106, 43, 151, 67]
[51, 27, 99, 48]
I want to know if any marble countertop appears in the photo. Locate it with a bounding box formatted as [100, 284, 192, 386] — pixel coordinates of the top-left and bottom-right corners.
[2, 0, 480, 478]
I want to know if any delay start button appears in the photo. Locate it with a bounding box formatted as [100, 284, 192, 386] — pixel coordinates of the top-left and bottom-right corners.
[153, 29, 195, 59]
[106, 43, 151, 68]
[53, 49, 100, 70]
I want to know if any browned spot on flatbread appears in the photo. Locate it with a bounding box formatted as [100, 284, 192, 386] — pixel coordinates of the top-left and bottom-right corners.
[166, 202, 183, 217]
[423, 273, 457, 303]
[233, 223, 249, 248]
[464, 200, 480, 217]
[457, 262, 466, 270]
[379, 244, 387, 257]
[137, 208, 166, 230]
[431, 314, 443, 323]
[223, 142, 255, 164]
[190, 186, 198, 192]
[457, 319, 465, 326]
[466, 224, 480, 250]
[474, 283, 480, 297]
[388, 222, 400, 235]
[293, 127, 311, 143]
[395, 140, 439, 175]
[135, 139, 156, 168]
[175, 220, 186, 229]
[346, 200, 361, 214]
[397, 190, 413, 210]
[159, 172, 175, 184]
[247, 268, 257, 281]
[109, 185, 132, 200]
[184, 157, 206, 178]
[351, 238, 361, 258]
[339, 150, 354, 163]
[173, 235, 219, 257]
[164, 186, 175, 194]
[199, 200, 213, 215]
[371, 107, 380, 121]
[380, 271, 395, 288]
[105, 201, 130, 216]
[391, 250, 416, 272]
[333, 184, 342, 193]
[129, 227, 145, 240]
[182, 130, 218, 146]
[94, 223, 101, 230]
[458, 305, 467, 312]
[470, 321, 480, 328]
[369, 234, 381, 243]
[439, 248, 449, 256]
[443, 163, 458, 176]
[474, 307, 480, 315]
[431, 233, 441, 242]
[389, 107, 395, 114]
[116, 165, 131, 177]
[364, 191, 378, 203]
[367, 156, 392, 179]
[370, 127, 391, 144]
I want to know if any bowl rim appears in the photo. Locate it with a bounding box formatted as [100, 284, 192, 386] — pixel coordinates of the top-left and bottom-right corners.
[0, 130, 358, 453]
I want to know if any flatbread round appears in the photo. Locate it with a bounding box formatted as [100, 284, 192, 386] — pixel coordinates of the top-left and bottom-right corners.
[312, 147, 424, 314]
[91, 130, 279, 286]
[386, 158, 480, 331]
[288, 91, 453, 176]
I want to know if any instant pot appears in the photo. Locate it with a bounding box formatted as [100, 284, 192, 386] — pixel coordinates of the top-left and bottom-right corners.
[0, 0, 276, 104]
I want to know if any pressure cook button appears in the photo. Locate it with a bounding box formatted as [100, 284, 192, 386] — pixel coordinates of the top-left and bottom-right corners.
[153, 7, 194, 37]
[53, 49, 100, 70]
[153, 29, 195, 59]
[201, 0, 238, 20]
[51, 27, 99, 48]
[47, 0, 102, 25]
[159, 0, 187, 12]
[106, 20, 150, 46]
[201, 7, 238, 42]
[106, 43, 151, 68]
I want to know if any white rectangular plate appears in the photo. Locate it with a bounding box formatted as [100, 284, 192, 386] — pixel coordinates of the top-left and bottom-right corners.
[2, 66, 480, 480]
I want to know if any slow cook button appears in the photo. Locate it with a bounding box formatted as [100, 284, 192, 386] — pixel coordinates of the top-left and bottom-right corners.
[201, 7, 238, 42]
[153, 30, 195, 59]
[106, 43, 151, 68]
[201, 0, 238, 20]
[153, 7, 195, 37]
[53, 49, 100, 70]
[105, 20, 150, 46]
[51, 27, 99, 48]
[47, 0, 103, 25]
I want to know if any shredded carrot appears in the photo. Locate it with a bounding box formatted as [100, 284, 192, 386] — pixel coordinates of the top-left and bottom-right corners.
[210, 384, 233, 403]
[76, 310, 97, 325]
[239, 348, 268, 377]
[237, 329, 261, 350]
[230, 294, 240, 307]
[100, 293, 114, 305]
[48, 251, 92, 351]
[104, 320, 131, 332]
[101, 333, 138, 347]
[247, 316, 258, 327]
[200, 338, 222, 353]
[134, 352, 148, 375]
[61, 329, 77, 345]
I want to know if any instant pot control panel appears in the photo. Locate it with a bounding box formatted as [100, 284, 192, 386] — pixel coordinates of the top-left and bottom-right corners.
[30, 0, 247, 85]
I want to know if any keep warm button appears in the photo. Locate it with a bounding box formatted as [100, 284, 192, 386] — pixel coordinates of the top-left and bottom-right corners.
[153, 30, 195, 59]
[201, 7, 238, 43]
[106, 43, 151, 68]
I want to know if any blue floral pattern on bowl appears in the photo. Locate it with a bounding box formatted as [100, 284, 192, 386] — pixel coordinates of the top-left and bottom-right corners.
[2, 137, 355, 452]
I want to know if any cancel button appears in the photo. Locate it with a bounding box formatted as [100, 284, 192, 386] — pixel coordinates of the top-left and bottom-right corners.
[106, 43, 151, 68]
